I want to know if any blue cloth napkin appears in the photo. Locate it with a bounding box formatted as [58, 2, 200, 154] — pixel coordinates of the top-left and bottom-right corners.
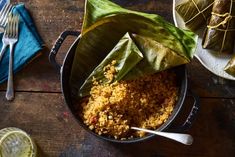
[0, 4, 44, 84]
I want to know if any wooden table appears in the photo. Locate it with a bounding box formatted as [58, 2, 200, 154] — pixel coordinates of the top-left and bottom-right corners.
[0, 0, 235, 156]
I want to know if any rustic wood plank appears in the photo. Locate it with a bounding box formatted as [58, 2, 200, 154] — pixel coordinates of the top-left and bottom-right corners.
[0, 92, 234, 157]
[0, 0, 234, 98]
[0, 51, 61, 92]
[0, 1, 234, 157]
[188, 59, 235, 98]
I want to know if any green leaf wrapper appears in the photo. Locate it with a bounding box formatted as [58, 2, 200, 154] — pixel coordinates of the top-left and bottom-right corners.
[202, 0, 235, 54]
[175, 0, 214, 31]
[70, 0, 198, 98]
[79, 33, 143, 97]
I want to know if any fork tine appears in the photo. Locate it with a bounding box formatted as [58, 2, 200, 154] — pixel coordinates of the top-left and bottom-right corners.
[9, 14, 13, 38]
[0, 4, 12, 26]
[14, 15, 19, 38]
[0, 3, 8, 23]
[4, 13, 12, 38]
[2, 5, 13, 26]
[16, 15, 19, 37]
[0, 3, 8, 17]
[0, 3, 8, 16]
[4, 14, 19, 38]
[12, 15, 16, 38]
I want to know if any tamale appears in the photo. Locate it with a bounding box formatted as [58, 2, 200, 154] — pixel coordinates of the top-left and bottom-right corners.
[175, 0, 214, 31]
[202, 0, 235, 54]
[225, 51, 235, 76]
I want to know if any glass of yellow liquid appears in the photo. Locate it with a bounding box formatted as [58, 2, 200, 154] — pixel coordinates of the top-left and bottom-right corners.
[0, 127, 37, 157]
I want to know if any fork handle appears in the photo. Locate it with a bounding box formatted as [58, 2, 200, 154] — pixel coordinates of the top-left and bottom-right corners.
[0, 43, 7, 62]
[6, 44, 14, 101]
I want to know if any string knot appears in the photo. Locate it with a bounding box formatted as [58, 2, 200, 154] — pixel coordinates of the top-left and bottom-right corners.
[208, 12, 233, 29]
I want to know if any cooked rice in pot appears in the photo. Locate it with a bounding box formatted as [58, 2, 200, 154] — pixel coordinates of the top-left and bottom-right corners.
[79, 61, 178, 140]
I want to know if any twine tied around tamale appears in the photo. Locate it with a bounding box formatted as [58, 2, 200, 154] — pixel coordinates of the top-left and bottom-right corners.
[207, 12, 233, 29]
[185, 0, 214, 24]
[206, 0, 235, 53]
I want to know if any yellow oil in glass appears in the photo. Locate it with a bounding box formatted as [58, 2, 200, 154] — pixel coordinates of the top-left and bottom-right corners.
[0, 128, 37, 157]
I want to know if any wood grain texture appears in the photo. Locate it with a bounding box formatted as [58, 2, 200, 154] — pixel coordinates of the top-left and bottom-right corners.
[0, 0, 235, 157]
[0, 0, 234, 98]
[0, 92, 234, 157]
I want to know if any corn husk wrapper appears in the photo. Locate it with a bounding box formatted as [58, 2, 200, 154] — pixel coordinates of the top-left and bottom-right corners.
[70, 0, 198, 97]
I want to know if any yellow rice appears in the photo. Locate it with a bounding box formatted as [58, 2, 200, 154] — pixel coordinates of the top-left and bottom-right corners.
[80, 61, 178, 140]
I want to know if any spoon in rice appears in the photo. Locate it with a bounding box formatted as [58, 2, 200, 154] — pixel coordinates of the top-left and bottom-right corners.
[131, 127, 193, 145]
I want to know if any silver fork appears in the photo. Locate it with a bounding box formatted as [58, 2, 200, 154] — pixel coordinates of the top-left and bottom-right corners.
[0, 2, 12, 33]
[1, 14, 19, 101]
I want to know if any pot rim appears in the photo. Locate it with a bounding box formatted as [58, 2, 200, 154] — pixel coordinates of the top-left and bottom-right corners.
[60, 35, 189, 143]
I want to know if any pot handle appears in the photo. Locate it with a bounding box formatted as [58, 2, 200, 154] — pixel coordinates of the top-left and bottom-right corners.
[49, 30, 80, 72]
[173, 90, 200, 132]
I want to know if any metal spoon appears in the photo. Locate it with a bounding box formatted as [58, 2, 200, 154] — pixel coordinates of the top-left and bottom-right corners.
[131, 127, 193, 145]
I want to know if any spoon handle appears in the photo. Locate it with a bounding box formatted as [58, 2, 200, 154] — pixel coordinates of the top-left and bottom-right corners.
[131, 127, 193, 145]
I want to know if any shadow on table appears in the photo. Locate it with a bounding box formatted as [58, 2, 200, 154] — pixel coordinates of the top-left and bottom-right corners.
[37, 143, 49, 157]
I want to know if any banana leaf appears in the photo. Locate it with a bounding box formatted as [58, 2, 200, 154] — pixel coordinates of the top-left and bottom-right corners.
[202, 0, 235, 54]
[70, 0, 198, 98]
[82, 0, 197, 58]
[175, 0, 214, 31]
[123, 34, 189, 80]
[79, 32, 144, 97]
